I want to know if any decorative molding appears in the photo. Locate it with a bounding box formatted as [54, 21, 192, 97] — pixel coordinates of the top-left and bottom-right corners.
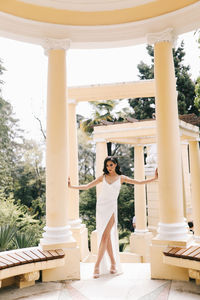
[41, 225, 75, 245]
[146, 28, 176, 45]
[134, 229, 149, 234]
[43, 38, 71, 55]
[68, 218, 82, 228]
[157, 221, 189, 241]
[93, 138, 107, 143]
[18, 0, 156, 12]
[94, 126, 156, 135]
[0, 2, 200, 48]
[68, 99, 77, 104]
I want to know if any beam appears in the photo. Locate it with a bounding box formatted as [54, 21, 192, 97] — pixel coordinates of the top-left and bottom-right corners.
[68, 80, 155, 102]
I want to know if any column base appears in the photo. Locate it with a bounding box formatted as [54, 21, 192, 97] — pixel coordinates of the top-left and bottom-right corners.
[41, 242, 80, 282]
[70, 223, 90, 261]
[157, 221, 189, 241]
[40, 225, 76, 246]
[130, 231, 153, 262]
[150, 235, 193, 281]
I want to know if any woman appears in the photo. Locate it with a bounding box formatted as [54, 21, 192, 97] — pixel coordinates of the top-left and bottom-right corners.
[68, 156, 158, 278]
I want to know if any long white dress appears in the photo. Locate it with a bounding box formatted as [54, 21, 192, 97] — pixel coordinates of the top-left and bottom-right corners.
[96, 175, 122, 275]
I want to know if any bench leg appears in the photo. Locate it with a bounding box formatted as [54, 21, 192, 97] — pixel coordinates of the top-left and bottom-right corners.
[16, 271, 40, 289]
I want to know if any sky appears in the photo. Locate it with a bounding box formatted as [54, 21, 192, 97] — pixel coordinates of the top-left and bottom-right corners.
[0, 30, 200, 142]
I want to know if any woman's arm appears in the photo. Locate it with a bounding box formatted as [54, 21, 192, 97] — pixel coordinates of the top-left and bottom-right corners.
[121, 168, 158, 185]
[68, 175, 103, 190]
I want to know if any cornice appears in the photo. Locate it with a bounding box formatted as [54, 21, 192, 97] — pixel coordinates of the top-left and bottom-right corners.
[18, 0, 155, 12]
[0, 2, 200, 49]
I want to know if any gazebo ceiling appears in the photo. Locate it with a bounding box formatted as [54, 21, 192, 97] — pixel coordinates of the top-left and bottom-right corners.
[0, 0, 200, 48]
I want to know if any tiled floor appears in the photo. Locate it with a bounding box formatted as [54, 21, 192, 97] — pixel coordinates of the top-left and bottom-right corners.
[1, 263, 200, 300]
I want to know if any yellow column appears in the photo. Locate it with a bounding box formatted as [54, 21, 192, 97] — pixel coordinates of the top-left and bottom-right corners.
[152, 32, 188, 241]
[147, 29, 189, 282]
[145, 144, 159, 235]
[68, 99, 89, 260]
[40, 39, 80, 281]
[134, 145, 147, 231]
[130, 145, 152, 262]
[95, 139, 108, 197]
[181, 142, 192, 220]
[90, 139, 107, 256]
[189, 141, 200, 239]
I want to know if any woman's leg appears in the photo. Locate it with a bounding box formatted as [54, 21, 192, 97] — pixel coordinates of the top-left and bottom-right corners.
[94, 213, 115, 270]
[107, 235, 116, 265]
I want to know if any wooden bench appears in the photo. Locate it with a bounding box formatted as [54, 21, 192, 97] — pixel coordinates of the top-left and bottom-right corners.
[0, 247, 65, 288]
[163, 246, 200, 285]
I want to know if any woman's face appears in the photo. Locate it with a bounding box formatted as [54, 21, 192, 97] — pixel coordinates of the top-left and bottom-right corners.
[106, 160, 117, 174]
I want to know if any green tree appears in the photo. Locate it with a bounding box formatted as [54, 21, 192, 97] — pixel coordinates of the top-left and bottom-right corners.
[194, 76, 200, 113]
[13, 140, 46, 210]
[81, 100, 118, 136]
[129, 42, 198, 119]
[0, 191, 44, 250]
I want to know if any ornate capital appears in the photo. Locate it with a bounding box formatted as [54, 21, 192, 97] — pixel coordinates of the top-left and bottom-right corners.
[43, 38, 71, 55]
[146, 28, 176, 45]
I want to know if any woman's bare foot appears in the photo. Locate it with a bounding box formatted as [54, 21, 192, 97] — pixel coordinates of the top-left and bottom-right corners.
[110, 264, 117, 274]
[93, 266, 100, 279]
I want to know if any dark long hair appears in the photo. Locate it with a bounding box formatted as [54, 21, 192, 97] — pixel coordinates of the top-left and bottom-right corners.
[103, 156, 122, 175]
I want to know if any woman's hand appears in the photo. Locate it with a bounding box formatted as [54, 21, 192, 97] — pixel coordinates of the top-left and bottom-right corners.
[155, 168, 158, 179]
[68, 177, 71, 188]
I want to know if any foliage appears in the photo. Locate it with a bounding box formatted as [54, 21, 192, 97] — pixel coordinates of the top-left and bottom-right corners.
[194, 76, 200, 112]
[78, 129, 96, 180]
[81, 100, 118, 136]
[14, 232, 35, 249]
[0, 191, 44, 250]
[113, 144, 134, 177]
[129, 42, 198, 119]
[0, 97, 23, 195]
[118, 184, 134, 231]
[79, 185, 96, 237]
[13, 139, 46, 209]
[0, 58, 6, 90]
[0, 225, 17, 251]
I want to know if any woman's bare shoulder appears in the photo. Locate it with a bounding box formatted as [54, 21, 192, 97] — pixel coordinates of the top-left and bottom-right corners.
[96, 174, 104, 182]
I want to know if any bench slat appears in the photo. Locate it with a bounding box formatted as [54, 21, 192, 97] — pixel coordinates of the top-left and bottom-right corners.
[0, 257, 14, 267]
[193, 252, 200, 261]
[23, 250, 41, 262]
[48, 250, 60, 258]
[180, 246, 199, 258]
[16, 251, 34, 263]
[40, 250, 54, 260]
[186, 247, 200, 259]
[171, 247, 189, 257]
[0, 254, 20, 266]
[31, 249, 47, 261]
[55, 249, 65, 258]
[8, 253, 27, 264]
[0, 262, 7, 270]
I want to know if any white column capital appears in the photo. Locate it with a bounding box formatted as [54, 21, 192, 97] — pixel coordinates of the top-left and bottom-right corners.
[43, 38, 71, 56]
[146, 28, 176, 46]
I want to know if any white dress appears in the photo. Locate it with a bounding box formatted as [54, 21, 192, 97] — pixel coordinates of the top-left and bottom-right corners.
[96, 175, 122, 275]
